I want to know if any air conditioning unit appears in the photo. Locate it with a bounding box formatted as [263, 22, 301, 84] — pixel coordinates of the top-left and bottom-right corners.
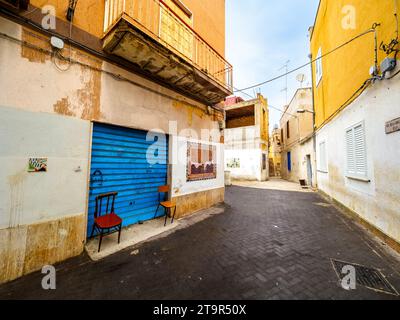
[0, 0, 30, 11]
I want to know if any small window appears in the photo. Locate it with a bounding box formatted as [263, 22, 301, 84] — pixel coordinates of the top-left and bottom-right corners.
[346, 122, 367, 179]
[262, 154, 267, 170]
[286, 121, 290, 139]
[281, 128, 284, 144]
[315, 47, 323, 86]
[318, 141, 327, 172]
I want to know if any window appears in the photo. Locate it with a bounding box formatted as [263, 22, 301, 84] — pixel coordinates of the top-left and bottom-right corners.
[281, 128, 284, 144]
[346, 122, 367, 179]
[287, 152, 292, 171]
[315, 47, 323, 86]
[318, 141, 327, 172]
[286, 121, 290, 139]
[262, 154, 267, 170]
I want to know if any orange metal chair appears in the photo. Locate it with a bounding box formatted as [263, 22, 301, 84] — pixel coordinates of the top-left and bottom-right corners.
[90, 192, 122, 252]
[154, 185, 177, 226]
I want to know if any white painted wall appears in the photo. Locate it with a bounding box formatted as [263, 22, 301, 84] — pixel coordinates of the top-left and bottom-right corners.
[224, 126, 268, 181]
[225, 148, 265, 181]
[170, 136, 224, 197]
[281, 138, 316, 186]
[316, 71, 400, 243]
[0, 106, 91, 229]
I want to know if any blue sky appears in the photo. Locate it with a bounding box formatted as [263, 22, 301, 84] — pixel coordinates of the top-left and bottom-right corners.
[226, 0, 320, 130]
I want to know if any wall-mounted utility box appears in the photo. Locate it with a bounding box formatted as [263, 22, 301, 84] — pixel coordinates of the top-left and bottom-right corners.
[381, 57, 397, 74]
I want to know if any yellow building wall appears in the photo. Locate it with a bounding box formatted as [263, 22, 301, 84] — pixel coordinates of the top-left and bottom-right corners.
[29, 0, 226, 58]
[311, 0, 400, 128]
[269, 130, 282, 176]
[259, 95, 269, 143]
[184, 0, 226, 57]
[30, 0, 104, 37]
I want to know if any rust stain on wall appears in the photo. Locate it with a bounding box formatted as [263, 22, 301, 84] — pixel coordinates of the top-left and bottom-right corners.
[7, 171, 26, 229]
[0, 214, 85, 284]
[0, 226, 27, 284]
[23, 214, 85, 278]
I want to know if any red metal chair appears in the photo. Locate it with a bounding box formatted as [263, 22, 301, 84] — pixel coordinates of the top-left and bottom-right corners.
[90, 192, 122, 252]
[154, 185, 177, 226]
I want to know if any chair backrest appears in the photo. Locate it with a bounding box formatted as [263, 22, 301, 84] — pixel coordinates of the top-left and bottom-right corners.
[158, 185, 169, 193]
[158, 185, 169, 202]
[95, 192, 118, 218]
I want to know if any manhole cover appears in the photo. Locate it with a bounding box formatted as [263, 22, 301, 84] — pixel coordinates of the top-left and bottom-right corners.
[331, 259, 399, 295]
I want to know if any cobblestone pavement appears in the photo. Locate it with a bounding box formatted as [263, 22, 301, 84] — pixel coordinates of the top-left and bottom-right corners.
[1, 184, 400, 300]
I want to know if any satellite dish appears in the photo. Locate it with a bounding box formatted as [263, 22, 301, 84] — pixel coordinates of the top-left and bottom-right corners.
[296, 74, 306, 87]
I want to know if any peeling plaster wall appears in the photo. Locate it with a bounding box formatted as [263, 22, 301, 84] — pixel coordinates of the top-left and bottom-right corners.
[316, 73, 400, 244]
[0, 107, 89, 283]
[0, 20, 103, 120]
[0, 17, 226, 283]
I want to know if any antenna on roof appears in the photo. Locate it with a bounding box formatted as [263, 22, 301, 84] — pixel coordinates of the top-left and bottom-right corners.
[279, 60, 290, 104]
[296, 73, 307, 88]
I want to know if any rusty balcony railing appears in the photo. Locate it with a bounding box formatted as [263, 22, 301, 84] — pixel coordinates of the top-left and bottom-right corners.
[103, 0, 233, 92]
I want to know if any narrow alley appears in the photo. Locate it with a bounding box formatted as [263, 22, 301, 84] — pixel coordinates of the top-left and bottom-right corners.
[1, 181, 399, 300]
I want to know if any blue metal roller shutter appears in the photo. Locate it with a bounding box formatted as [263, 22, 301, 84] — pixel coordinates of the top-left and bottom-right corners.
[87, 123, 168, 236]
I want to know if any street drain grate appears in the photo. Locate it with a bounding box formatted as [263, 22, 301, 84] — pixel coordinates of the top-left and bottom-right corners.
[331, 259, 399, 295]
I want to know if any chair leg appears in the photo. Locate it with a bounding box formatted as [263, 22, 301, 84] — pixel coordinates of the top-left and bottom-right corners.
[164, 207, 168, 227]
[171, 206, 177, 224]
[90, 223, 96, 238]
[154, 203, 160, 219]
[118, 225, 122, 244]
[98, 229, 104, 252]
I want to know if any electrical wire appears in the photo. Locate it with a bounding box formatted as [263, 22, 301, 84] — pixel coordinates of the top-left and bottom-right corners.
[315, 78, 374, 134]
[387, 67, 400, 79]
[232, 85, 299, 118]
[0, 31, 215, 115]
[395, 0, 399, 41]
[21, 1, 48, 17]
[53, 20, 73, 72]
[234, 26, 379, 93]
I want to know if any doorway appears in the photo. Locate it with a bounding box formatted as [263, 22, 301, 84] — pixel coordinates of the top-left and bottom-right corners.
[306, 154, 312, 186]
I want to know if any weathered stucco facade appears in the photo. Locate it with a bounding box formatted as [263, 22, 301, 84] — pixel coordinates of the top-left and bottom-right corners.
[269, 127, 282, 177]
[311, 0, 400, 248]
[224, 95, 269, 181]
[280, 88, 316, 187]
[0, 0, 230, 283]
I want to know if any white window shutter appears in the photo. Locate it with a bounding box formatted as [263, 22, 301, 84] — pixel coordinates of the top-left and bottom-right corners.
[319, 141, 327, 172]
[346, 122, 367, 178]
[315, 47, 323, 86]
[346, 129, 355, 175]
[354, 124, 367, 176]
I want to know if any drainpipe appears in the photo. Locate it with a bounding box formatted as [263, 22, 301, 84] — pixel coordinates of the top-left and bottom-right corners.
[309, 52, 317, 189]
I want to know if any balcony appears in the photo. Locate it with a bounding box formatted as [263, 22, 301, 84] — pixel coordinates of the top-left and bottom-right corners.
[103, 0, 233, 104]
